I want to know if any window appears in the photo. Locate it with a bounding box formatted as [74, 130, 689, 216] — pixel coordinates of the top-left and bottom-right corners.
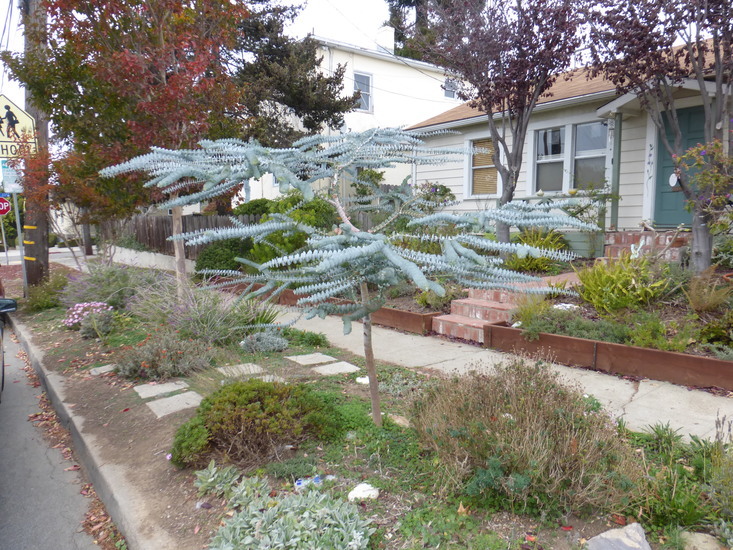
[471, 138, 498, 195]
[444, 78, 458, 99]
[573, 122, 607, 189]
[536, 127, 565, 192]
[534, 121, 608, 193]
[354, 72, 372, 111]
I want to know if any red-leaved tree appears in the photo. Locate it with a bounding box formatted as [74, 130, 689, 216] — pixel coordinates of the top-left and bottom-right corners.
[418, 0, 583, 242]
[586, 0, 733, 273]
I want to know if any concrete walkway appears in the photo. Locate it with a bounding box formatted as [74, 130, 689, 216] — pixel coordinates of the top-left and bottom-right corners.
[282, 309, 733, 441]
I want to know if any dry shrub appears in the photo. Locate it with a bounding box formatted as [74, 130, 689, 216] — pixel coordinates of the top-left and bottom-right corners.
[410, 360, 640, 518]
[684, 267, 732, 312]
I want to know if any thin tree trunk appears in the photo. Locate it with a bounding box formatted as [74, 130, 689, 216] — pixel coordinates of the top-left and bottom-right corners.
[360, 282, 382, 427]
[690, 209, 712, 274]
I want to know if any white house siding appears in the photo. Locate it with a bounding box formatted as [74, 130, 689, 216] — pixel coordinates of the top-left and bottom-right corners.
[317, 39, 462, 189]
[616, 114, 648, 230]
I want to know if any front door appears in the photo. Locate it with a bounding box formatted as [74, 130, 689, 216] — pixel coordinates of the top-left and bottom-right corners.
[655, 106, 704, 227]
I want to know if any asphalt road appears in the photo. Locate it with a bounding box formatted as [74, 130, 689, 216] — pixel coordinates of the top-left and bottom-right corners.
[0, 332, 97, 550]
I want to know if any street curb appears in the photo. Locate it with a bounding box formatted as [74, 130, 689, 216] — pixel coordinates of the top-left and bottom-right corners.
[9, 315, 174, 550]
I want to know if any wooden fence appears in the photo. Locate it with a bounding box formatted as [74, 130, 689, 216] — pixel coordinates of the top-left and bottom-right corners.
[100, 214, 262, 260]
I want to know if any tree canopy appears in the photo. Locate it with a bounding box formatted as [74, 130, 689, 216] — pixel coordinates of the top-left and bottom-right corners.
[585, 0, 733, 272]
[1, 0, 355, 221]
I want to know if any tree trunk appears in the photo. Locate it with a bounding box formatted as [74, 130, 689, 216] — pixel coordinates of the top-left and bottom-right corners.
[360, 282, 382, 427]
[171, 205, 187, 301]
[81, 211, 93, 256]
[690, 209, 712, 274]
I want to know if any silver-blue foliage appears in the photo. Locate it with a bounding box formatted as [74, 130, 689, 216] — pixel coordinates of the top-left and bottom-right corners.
[101, 128, 594, 334]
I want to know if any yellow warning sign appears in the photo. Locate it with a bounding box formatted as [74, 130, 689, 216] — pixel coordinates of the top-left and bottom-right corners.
[0, 95, 37, 159]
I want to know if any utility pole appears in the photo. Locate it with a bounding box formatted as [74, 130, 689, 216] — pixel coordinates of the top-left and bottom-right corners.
[22, 0, 50, 285]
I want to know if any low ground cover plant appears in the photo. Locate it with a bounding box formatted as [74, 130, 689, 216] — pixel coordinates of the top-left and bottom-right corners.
[63, 302, 113, 329]
[24, 271, 69, 311]
[193, 461, 374, 550]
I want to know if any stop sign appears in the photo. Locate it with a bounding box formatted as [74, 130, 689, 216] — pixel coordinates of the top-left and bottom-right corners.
[0, 198, 10, 216]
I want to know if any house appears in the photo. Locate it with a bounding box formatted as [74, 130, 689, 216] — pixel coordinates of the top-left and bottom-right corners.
[407, 69, 719, 259]
[241, 30, 463, 203]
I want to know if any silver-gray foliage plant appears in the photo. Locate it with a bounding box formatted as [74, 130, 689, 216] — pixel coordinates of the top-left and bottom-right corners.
[101, 128, 595, 335]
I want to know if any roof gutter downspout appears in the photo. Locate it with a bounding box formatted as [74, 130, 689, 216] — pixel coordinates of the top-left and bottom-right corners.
[610, 111, 622, 230]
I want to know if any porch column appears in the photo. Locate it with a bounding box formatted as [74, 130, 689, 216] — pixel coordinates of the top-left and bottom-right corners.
[610, 112, 622, 230]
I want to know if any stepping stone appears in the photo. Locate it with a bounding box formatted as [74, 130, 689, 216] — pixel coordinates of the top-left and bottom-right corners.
[134, 380, 189, 400]
[89, 364, 116, 376]
[146, 391, 203, 418]
[217, 363, 264, 377]
[312, 361, 360, 375]
[286, 353, 336, 366]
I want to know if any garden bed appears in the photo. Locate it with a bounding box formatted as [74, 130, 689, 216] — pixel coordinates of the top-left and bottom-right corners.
[222, 282, 441, 335]
[484, 323, 733, 391]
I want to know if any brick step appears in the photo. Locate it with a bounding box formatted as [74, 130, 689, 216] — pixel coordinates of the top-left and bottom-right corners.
[467, 288, 524, 303]
[451, 298, 514, 323]
[432, 314, 494, 344]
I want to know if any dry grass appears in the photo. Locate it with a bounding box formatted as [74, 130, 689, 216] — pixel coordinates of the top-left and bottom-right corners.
[410, 360, 641, 518]
[685, 267, 732, 312]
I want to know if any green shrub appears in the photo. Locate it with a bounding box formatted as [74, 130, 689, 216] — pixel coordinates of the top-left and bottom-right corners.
[264, 456, 318, 481]
[115, 329, 212, 380]
[195, 238, 253, 273]
[280, 327, 330, 348]
[576, 254, 670, 314]
[24, 272, 69, 312]
[700, 310, 733, 346]
[509, 293, 552, 328]
[245, 192, 338, 265]
[171, 380, 343, 468]
[713, 235, 733, 269]
[79, 310, 116, 339]
[411, 360, 639, 518]
[61, 262, 164, 310]
[626, 311, 698, 352]
[504, 227, 568, 273]
[627, 424, 718, 528]
[415, 282, 465, 311]
[231, 198, 272, 217]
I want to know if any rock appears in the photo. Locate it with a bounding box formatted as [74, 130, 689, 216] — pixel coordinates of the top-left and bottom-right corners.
[347, 483, 379, 501]
[355, 376, 370, 385]
[586, 523, 651, 550]
[388, 414, 410, 428]
[680, 532, 726, 550]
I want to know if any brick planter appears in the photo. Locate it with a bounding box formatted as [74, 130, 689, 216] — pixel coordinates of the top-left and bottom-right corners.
[484, 324, 733, 391]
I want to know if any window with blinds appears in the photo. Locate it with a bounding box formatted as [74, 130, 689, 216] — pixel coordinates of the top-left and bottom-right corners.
[471, 138, 498, 195]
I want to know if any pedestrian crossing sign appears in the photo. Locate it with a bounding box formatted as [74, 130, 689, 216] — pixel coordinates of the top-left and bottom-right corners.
[0, 95, 37, 159]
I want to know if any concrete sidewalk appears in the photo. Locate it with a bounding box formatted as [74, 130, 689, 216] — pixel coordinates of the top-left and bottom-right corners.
[283, 310, 733, 441]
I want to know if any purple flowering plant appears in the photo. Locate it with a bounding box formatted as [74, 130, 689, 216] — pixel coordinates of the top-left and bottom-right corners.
[63, 302, 114, 329]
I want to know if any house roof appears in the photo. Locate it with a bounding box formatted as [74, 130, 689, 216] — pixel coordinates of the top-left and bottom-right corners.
[408, 68, 618, 130]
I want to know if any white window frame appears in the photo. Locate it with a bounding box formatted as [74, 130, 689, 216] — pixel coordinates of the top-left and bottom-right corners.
[353, 72, 373, 112]
[464, 134, 502, 199]
[529, 118, 611, 195]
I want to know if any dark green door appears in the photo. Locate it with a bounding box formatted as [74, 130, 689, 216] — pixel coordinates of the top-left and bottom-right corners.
[655, 106, 704, 227]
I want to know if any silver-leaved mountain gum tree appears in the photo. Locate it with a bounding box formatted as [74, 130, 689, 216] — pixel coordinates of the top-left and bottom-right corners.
[101, 128, 594, 426]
